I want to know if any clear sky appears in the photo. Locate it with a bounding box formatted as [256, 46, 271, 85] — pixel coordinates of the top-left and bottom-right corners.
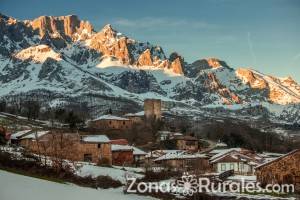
[1, 0, 300, 81]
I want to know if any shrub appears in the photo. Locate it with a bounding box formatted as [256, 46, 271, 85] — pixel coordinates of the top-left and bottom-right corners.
[95, 175, 122, 189]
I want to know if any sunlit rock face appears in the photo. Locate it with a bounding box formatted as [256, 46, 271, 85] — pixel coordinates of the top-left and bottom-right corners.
[1, 13, 300, 125]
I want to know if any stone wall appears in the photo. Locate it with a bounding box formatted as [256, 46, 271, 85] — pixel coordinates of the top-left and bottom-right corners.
[112, 150, 133, 166]
[90, 119, 132, 130]
[126, 116, 143, 124]
[255, 150, 300, 192]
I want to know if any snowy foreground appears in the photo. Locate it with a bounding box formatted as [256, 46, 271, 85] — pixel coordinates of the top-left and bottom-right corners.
[0, 170, 156, 200]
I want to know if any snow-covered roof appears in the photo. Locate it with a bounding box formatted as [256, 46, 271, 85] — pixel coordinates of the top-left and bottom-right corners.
[10, 130, 32, 140]
[215, 142, 228, 147]
[257, 152, 284, 158]
[132, 147, 147, 155]
[210, 151, 256, 164]
[92, 114, 129, 121]
[124, 111, 144, 117]
[111, 145, 147, 155]
[227, 175, 257, 182]
[21, 131, 49, 140]
[209, 148, 242, 161]
[154, 151, 207, 162]
[158, 131, 183, 136]
[111, 144, 133, 151]
[145, 150, 183, 158]
[255, 149, 300, 169]
[81, 135, 110, 143]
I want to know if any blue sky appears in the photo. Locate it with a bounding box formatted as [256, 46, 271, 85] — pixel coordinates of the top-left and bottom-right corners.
[1, 0, 300, 81]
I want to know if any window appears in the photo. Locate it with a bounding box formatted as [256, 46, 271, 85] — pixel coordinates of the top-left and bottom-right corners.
[221, 164, 226, 171]
[83, 154, 93, 162]
[109, 121, 112, 124]
[230, 163, 234, 170]
[97, 144, 101, 149]
[123, 121, 125, 125]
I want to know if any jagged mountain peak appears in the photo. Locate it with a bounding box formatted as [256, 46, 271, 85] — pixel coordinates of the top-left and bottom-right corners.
[190, 57, 229, 70]
[101, 24, 114, 32]
[30, 14, 94, 41]
[98, 23, 119, 38]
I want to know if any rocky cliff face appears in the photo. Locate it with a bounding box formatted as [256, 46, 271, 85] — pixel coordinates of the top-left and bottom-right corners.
[31, 15, 93, 41]
[236, 68, 268, 89]
[236, 68, 300, 104]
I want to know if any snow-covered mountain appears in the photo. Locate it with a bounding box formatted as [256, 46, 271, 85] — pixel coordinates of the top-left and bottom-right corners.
[0, 13, 300, 124]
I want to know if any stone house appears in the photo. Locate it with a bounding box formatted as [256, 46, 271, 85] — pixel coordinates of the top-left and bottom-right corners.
[173, 135, 199, 152]
[20, 132, 112, 165]
[111, 144, 147, 166]
[111, 144, 133, 166]
[255, 149, 300, 192]
[79, 135, 112, 164]
[89, 114, 133, 130]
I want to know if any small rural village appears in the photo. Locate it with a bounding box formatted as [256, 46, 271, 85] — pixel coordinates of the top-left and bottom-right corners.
[1, 1, 300, 199]
[0, 98, 299, 199]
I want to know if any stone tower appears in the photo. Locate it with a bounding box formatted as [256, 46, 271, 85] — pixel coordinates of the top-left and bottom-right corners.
[144, 99, 161, 120]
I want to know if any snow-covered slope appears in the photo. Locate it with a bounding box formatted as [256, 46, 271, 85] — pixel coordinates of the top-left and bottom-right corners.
[0, 170, 156, 200]
[0, 13, 300, 124]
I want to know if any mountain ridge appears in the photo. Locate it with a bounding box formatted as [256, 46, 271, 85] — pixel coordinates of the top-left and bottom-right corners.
[0, 13, 300, 125]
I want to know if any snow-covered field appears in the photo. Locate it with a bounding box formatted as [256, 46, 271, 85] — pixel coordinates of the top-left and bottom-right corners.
[75, 163, 144, 184]
[0, 170, 156, 200]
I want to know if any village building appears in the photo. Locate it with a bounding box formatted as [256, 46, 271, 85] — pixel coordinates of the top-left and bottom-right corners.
[19, 132, 112, 165]
[123, 111, 144, 124]
[153, 151, 209, 173]
[145, 150, 185, 170]
[172, 135, 199, 152]
[111, 144, 147, 166]
[255, 149, 300, 192]
[158, 131, 183, 141]
[79, 135, 112, 164]
[10, 129, 32, 145]
[144, 99, 161, 120]
[111, 144, 134, 166]
[209, 150, 261, 175]
[89, 114, 133, 130]
[19, 130, 50, 147]
[132, 146, 147, 166]
[257, 152, 284, 163]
